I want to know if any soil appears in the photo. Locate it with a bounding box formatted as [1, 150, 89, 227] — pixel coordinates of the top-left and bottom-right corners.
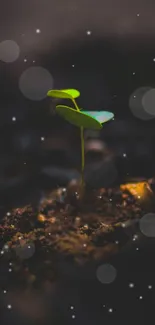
[0, 180, 153, 288]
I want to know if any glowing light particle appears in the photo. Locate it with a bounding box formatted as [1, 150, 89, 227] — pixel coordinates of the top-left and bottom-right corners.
[86, 30, 92, 35]
[129, 283, 134, 288]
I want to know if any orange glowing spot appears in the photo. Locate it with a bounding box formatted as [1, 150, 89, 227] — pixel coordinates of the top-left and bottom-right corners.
[38, 214, 46, 222]
[120, 181, 152, 198]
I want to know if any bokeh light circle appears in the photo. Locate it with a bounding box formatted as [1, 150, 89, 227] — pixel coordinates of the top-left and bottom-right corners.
[142, 88, 155, 116]
[0, 40, 20, 63]
[129, 87, 154, 120]
[19, 66, 54, 100]
[96, 263, 117, 284]
[139, 213, 155, 237]
[15, 241, 35, 259]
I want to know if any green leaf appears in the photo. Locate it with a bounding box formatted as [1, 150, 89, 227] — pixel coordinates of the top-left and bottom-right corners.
[47, 88, 80, 99]
[56, 105, 102, 129]
[61, 89, 80, 98]
[47, 90, 72, 99]
[82, 111, 114, 123]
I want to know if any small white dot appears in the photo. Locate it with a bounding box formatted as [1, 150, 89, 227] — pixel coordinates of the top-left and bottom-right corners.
[103, 305, 106, 307]
[115, 241, 119, 244]
[7, 212, 11, 216]
[123, 153, 127, 157]
[148, 285, 152, 289]
[122, 223, 126, 228]
[24, 58, 27, 62]
[41, 137, 45, 141]
[33, 60, 35, 63]
[72, 315, 75, 319]
[133, 95, 136, 99]
[133, 72, 136, 75]
[86, 30, 92, 35]
[139, 296, 143, 300]
[12, 117, 16, 121]
[3, 290, 7, 293]
[28, 246, 31, 249]
[70, 306, 74, 310]
[8, 269, 12, 272]
[7, 304, 12, 309]
[24, 162, 26, 165]
[153, 58, 155, 62]
[108, 308, 113, 313]
[36, 29, 41, 33]
[136, 247, 139, 251]
[129, 283, 134, 288]
[1, 251, 4, 255]
[136, 13, 140, 17]
[72, 64, 75, 67]
[83, 243, 87, 247]
[9, 262, 12, 266]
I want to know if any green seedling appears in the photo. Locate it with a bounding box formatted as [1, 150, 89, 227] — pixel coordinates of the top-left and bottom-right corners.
[47, 88, 114, 191]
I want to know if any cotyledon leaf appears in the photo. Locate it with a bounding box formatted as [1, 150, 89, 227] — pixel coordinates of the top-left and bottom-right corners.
[61, 89, 80, 98]
[47, 89, 80, 99]
[56, 105, 102, 129]
[82, 111, 114, 123]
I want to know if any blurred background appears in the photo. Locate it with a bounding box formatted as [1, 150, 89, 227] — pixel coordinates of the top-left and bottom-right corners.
[1, 1, 155, 325]
[1, 0, 155, 207]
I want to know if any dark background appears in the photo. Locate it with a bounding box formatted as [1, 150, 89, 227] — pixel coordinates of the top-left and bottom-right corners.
[1, 0, 155, 204]
[1, 1, 155, 324]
